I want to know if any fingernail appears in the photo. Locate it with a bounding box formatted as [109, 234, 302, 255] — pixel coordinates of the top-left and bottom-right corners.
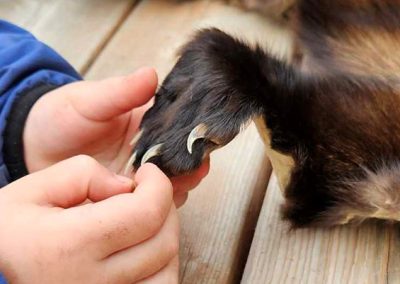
[115, 174, 137, 192]
[134, 66, 155, 76]
[133, 67, 157, 85]
[115, 174, 133, 185]
[131, 181, 137, 192]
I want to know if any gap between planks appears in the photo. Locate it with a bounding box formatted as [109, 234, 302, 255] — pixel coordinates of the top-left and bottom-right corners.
[0, 0, 139, 74]
[80, 0, 140, 75]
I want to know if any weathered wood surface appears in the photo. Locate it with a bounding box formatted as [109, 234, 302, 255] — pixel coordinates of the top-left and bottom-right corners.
[242, 174, 397, 284]
[0, 0, 137, 73]
[85, 0, 293, 80]
[1, 0, 397, 283]
[85, 0, 291, 282]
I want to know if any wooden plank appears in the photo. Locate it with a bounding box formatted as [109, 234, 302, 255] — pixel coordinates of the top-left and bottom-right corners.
[85, 0, 292, 282]
[387, 223, 400, 283]
[179, 124, 270, 283]
[85, 0, 293, 80]
[0, 0, 137, 73]
[242, 174, 392, 284]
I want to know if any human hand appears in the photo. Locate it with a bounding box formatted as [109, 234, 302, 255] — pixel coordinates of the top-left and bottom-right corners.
[23, 68, 209, 205]
[0, 155, 179, 283]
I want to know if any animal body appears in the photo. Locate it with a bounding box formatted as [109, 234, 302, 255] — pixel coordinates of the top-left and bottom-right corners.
[128, 0, 400, 228]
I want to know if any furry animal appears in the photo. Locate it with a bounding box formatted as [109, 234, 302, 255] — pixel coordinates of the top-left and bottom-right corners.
[128, 0, 400, 228]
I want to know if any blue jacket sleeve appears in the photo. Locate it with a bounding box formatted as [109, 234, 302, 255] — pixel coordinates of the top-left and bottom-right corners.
[0, 20, 82, 189]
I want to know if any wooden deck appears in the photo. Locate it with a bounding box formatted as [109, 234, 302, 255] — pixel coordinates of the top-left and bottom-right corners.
[1, 1, 398, 283]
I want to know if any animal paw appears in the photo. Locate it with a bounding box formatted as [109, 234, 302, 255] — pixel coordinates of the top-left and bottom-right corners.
[126, 29, 264, 176]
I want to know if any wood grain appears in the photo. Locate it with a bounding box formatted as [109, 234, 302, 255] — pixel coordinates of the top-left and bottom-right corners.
[179, 124, 270, 283]
[0, 0, 137, 73]
[85, 0, 293, 80]
[242, 174, 393, 284]
[388, 225, 400, 284]
[85, 0, 293, 282]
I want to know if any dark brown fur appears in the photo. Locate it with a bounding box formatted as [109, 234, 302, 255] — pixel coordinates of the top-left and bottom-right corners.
[132, 0, 400, 227]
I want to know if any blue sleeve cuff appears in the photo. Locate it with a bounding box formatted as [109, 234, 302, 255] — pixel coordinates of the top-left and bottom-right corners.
[0, 274, 6, 284]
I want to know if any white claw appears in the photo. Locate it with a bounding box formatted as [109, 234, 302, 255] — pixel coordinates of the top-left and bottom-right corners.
[141, 144, 163, 165]
[124, 151, 137, 175]
[187, 124, 208, 154]
[129, 129, 144, 146]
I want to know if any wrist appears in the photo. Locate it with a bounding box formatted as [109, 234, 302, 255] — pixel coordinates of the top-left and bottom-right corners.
[3, 83, 59, 181]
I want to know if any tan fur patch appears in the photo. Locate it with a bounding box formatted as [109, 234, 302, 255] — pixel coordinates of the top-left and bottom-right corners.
[254, 116, 295, 192]
[332, 165, 400, 224]
[329, 27, 400, 80]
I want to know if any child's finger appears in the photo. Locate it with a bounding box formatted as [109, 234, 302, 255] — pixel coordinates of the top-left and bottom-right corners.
[70, 163, 174, 257]
[70, 67, 158, 121]
[103, 207, 179, 283]
[6, 155, 133, 207]
[136, 256, 179, 284]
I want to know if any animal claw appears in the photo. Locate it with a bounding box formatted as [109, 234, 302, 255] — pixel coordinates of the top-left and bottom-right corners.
[129, 129, 144, 146]
[141, 144, 163, 165]
[124, 151, 137, 175]
[187, 124, 208, 154]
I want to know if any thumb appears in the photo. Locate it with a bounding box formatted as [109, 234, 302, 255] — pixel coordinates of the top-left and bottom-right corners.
[69, 67, 158, 121]
[7, 155, 134, 208]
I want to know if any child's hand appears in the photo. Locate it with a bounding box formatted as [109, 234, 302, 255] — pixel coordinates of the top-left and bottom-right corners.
[23, 67, 209, 205]
[0, 156, 179, 283]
